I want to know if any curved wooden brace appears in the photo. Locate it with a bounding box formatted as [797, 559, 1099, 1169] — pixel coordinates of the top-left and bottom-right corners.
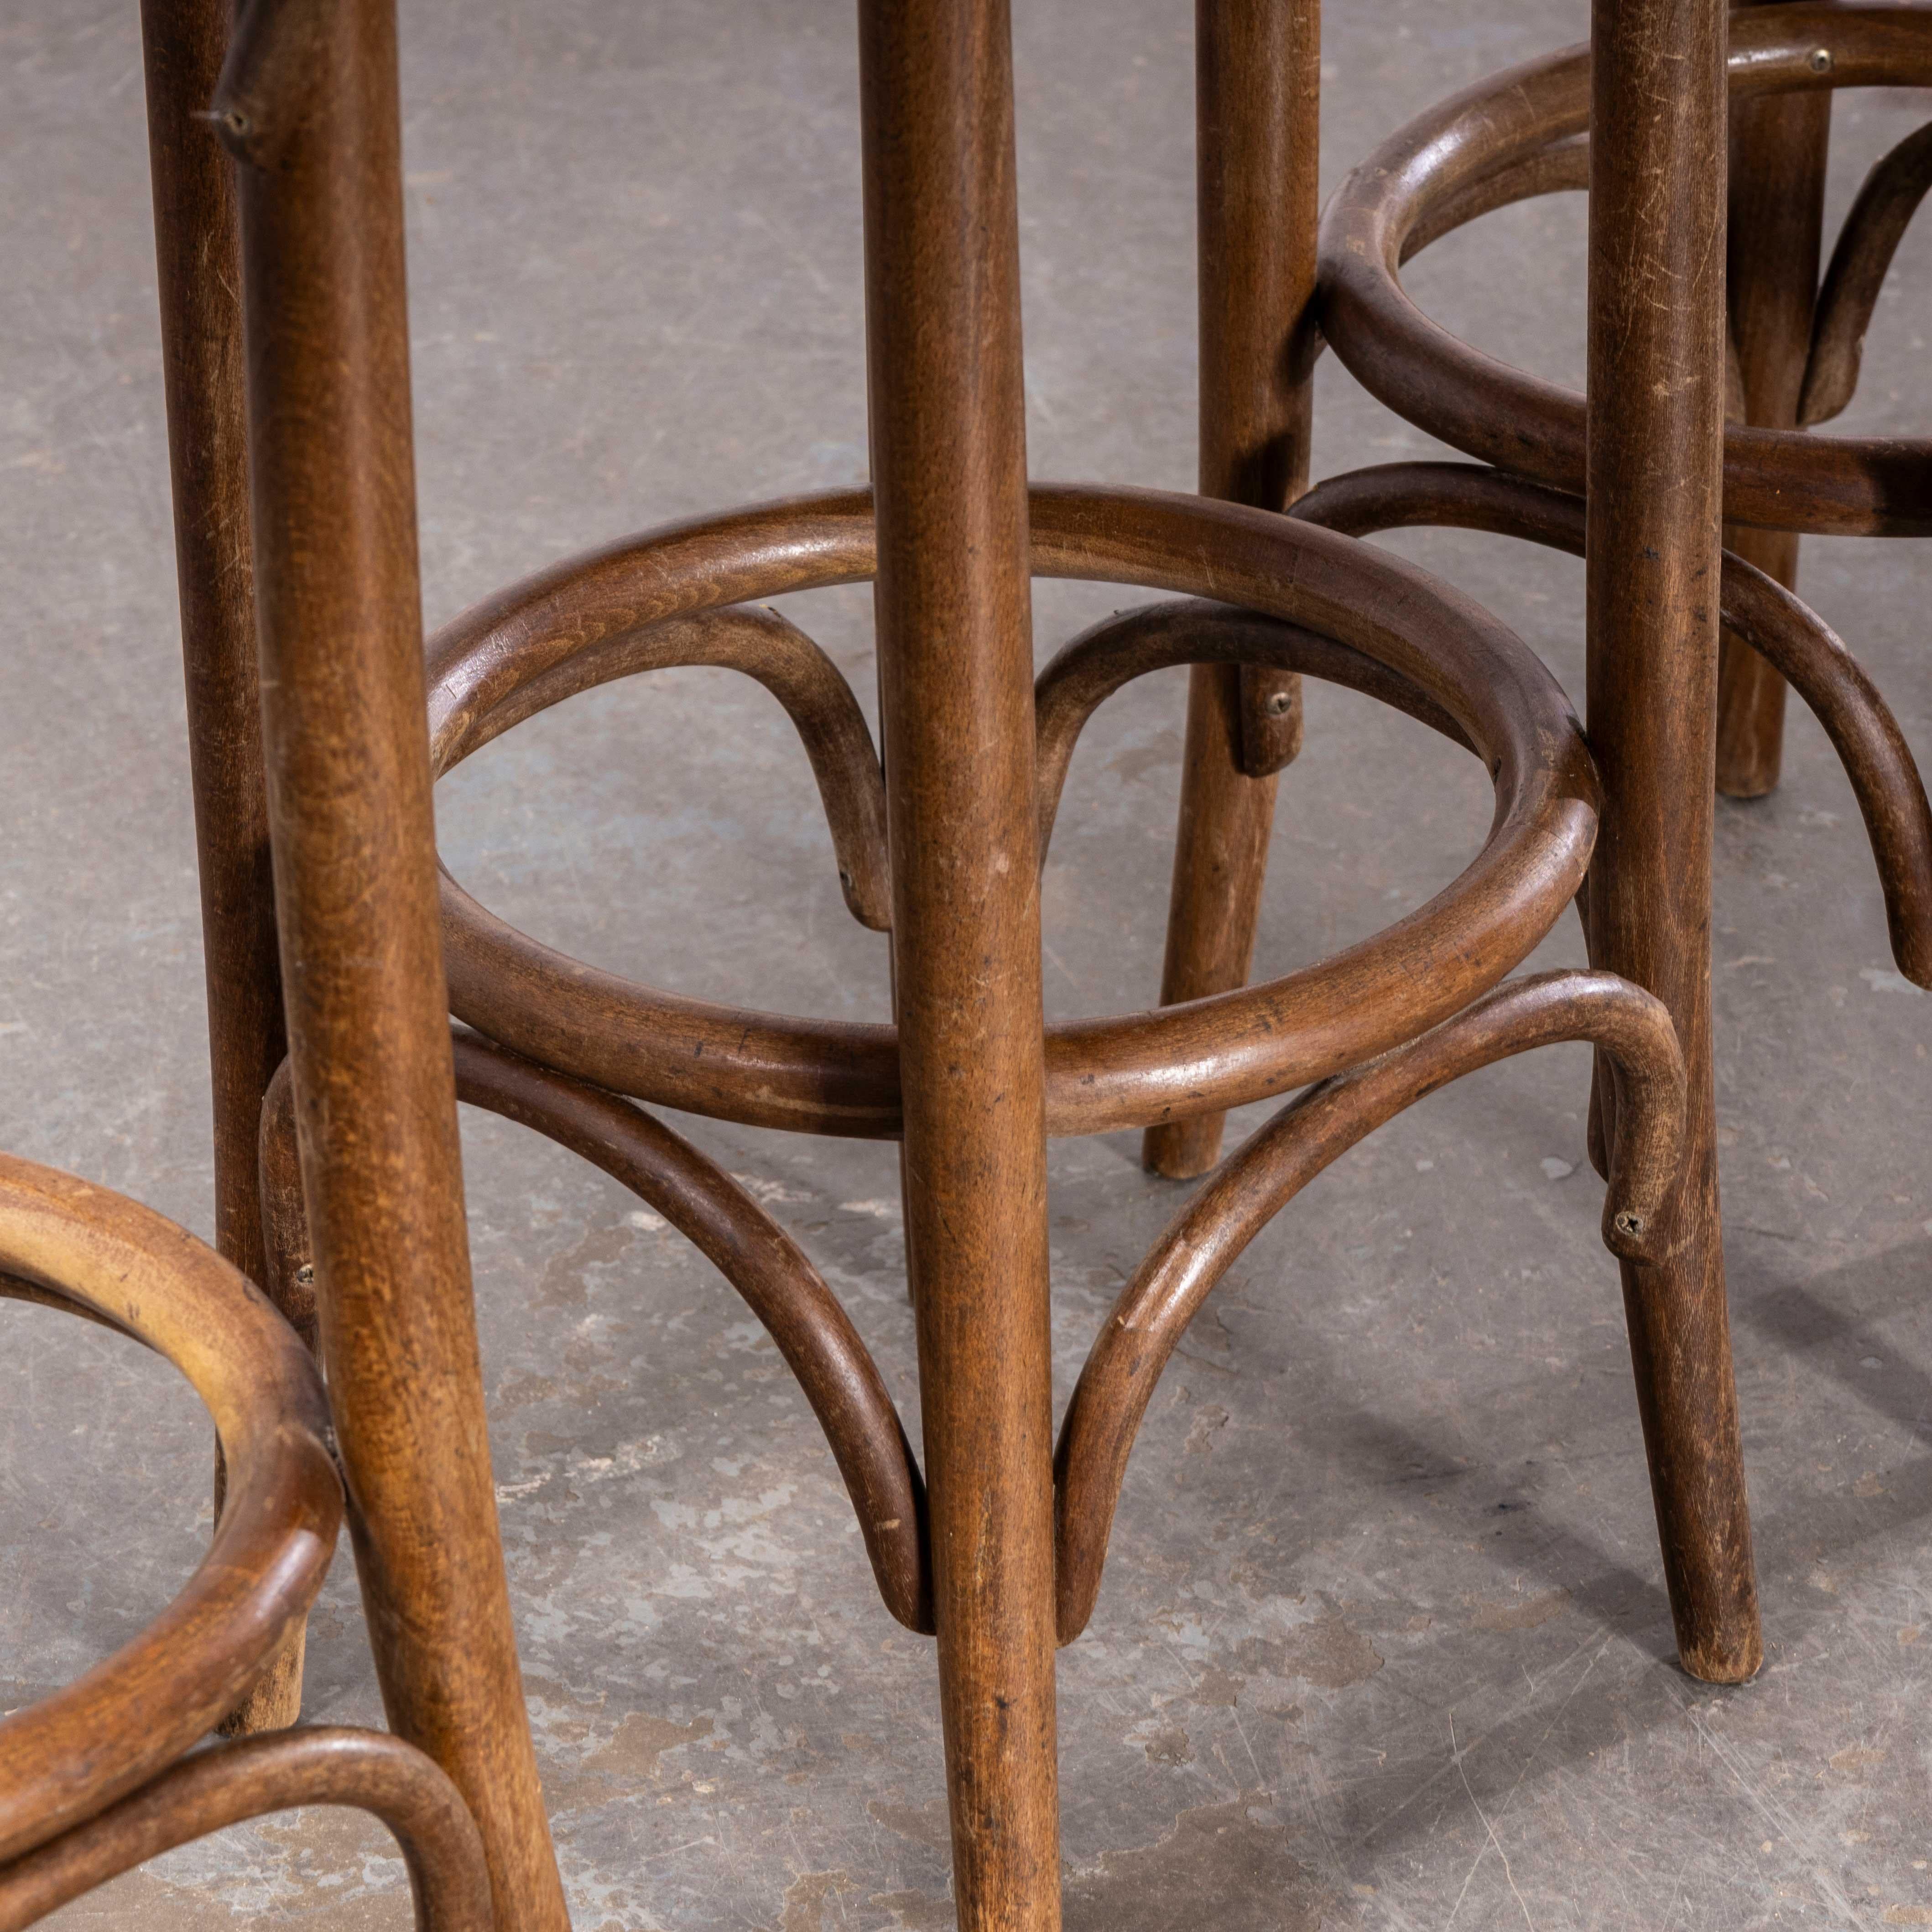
[0, 1159, 340, 1864]
[260, 1045, 933, 1634]
[1381, 128, 1743, 431]
[1052, 969, 1685, 1645]
[427, 484, 1597, 1140]
[1400, 131, 1589, 266]
[1801, 120, 1932, 428]
[1293, 462, 1932, 987]
[431, 603, 890, 933]
[1033, 599, 1470, 864]
[0, 1273, 143, 1345]
[0, 1729, 490, 1932]
[1318, 5, 1932, 536]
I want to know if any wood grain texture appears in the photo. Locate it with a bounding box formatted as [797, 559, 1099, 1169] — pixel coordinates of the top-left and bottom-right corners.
[1057, 971, 1687, 1642]
[1290, 461, 1932, 987]
[138, 0, 304, 1733]
[1718, 8, 1831, 799]
[0, 1157, 338, 1865]
[1146, 0, 1319, 1181]
[0, 1730, 490, 1932]
[138, 0, 284, 1297]
[858, 2, 1059, 1922]
[1802, 117, 1932, 429]
[1319, 4, 1932, 538]
[427, 485, 1596, 1142]
[214, 1, 568, 1921]
[1584, 0, 1761, 1685]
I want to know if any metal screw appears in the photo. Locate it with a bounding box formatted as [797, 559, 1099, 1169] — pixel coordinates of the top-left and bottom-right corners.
[1809, 46, 1832, 73]
[295, 1263, 315, 1286]
[1265, 691, 1295, 716]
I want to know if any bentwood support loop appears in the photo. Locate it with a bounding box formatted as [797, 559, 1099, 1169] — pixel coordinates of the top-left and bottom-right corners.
[73, 0, 1812, 1920]
[0, 1157, 339, 1864]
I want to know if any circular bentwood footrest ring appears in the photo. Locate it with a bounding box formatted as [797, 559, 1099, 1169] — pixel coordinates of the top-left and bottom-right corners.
[0, 1156, 340, 1865]
[427, 482, 1599, 1139]
[1320, 3, 1932, 537]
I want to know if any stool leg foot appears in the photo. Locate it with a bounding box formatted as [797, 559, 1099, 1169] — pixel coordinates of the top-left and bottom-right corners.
[1586, 0, 1763, 1684]
[1615, 1196, 1763, 1683]
[860, 2, 1060, 1922]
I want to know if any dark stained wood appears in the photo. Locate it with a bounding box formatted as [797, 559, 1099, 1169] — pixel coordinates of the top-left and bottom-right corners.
[438, 603, 890, 928]
[1057, 970, 1687, 1641]
[428, 485, 1596, 1141]
[1147, 0, 1320, 1181]
[1585, 0, 1761, 1684]
[1802, 118, 1932, 428]
[138, 0, 284, 1297]
[857, 2, 1059, 1922]
[1718, 13, 1831, 799]
[138, 0, 304, 1734]
[448, 1032, 932, 1633]
[212, 2, 569, 1922]
[0, 1157, 338, 1864]
[1034, 599, 1470, 857]
[1319, 5, 1932, 539]
[1290, 461, 1932, 987]
[0, 1730, 490, 1932]
[30, 0, 1873, 1906]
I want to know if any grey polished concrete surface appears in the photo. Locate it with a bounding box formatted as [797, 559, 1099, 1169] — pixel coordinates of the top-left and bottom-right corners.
[4, 2, 1931, 1927]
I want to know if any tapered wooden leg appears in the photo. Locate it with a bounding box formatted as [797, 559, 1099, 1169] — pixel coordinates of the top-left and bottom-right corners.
[858, 3, 1059, 1925]
[218, 3, 570, 1924]
[1717, 12, 1830, 800]
[1146, 0, 1318, 1180]
[139, 0, 301, 1734]
[1586, 0, 1762, 1683]
[140, 0, 283, 1294]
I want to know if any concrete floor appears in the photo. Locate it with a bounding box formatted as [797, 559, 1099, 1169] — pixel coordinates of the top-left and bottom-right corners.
[4, 1, 1931, 1926]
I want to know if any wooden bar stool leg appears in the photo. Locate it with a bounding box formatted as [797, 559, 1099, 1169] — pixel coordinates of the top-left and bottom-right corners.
[1585, 0, 1763, 1683]
[140, 0, 283, 1301]
[1717, 9, 1831, 800]
[858, 2, 1060, 1924]
[1146, 0, 1319, 1181]
[139, 0, 302, 1737]
[216, 2, 570, 1923]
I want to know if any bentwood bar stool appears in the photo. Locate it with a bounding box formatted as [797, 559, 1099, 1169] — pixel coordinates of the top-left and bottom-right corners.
[3, 0, 1927, 1925]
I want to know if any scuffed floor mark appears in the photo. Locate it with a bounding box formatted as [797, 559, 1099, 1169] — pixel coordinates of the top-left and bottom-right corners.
[1242, 1613, 1384, 1691]
[585, 1710, 713, 1779]
[1827, 1742, 1887, 1781]
[775, 1867, 854, 1932]
[867, 1799, 953, 1849]
[1131, 1719, 1195, 1766]
[1064, 1797, 1346, 1932]
[536, 1221, 636, 1312]
[1860, 966, 1923, 996]
[1184, 1405, 1231, 1455]
[1192, 1665, 1246, 1708]
[1470, 1587, 1571, 1634]
[869, 1890, 955, 1930]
